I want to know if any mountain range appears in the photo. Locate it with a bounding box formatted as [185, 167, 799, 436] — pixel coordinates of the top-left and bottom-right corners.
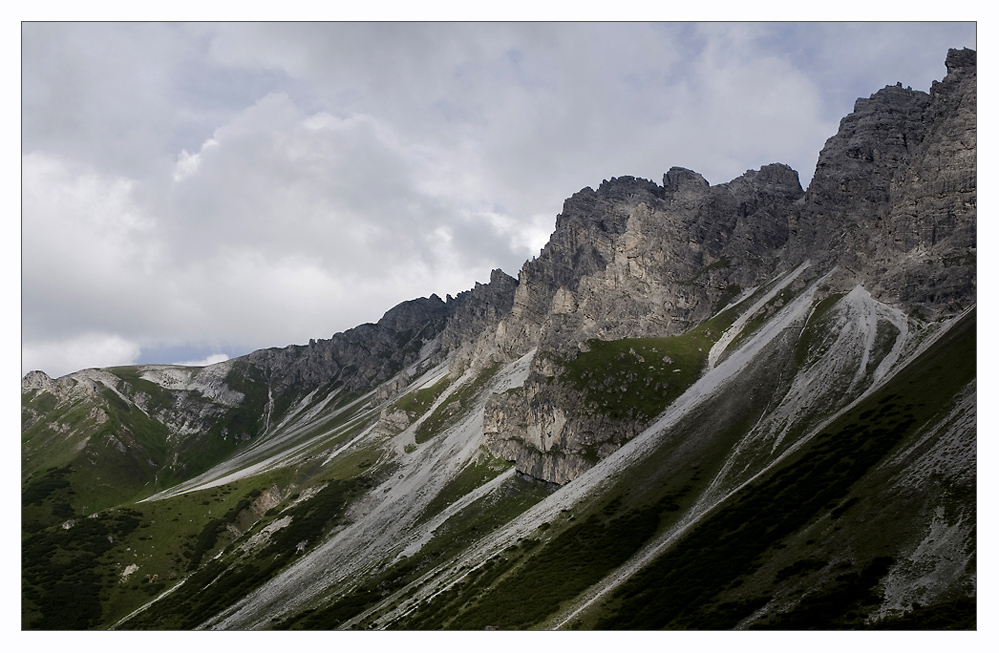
[21, 48, 976, 630]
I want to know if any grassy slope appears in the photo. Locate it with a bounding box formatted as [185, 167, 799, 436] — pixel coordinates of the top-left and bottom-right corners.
[21, 362, 276, 515]
[559, 303, 741, 425]
[20, 358, 372, 629]
[21, 292, 975, 631]
[586, 308, 976, 629]
[279, 471, 553, 630]
[370, 306, 974, 631]
[116, 474, 383, 629]
[107, 364, 542, 630]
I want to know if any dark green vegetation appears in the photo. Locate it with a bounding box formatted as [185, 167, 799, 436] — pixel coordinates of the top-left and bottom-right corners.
[415, 364, 500, 444]
[277, 473, 553, 630]
[22, 465, 76, 530]
[562, 306, 739, 422]
[22, 473, 280, 630]
[391, 375, 451, 421]
[399, 493, 682, 630]
[363, 308, 976, 631]
[19, 305, 976, 631]
[588, 309, 975, 629]
[22, 507, 142, 629]
[20, 288, 975, 632]
[119, 476, 377, 629]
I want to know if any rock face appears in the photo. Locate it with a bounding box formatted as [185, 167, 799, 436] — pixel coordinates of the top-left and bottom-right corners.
[477, 164, 809, 484]
[480, 49, 976, 485]
[872, 48, 977, 315]
[440, 268, 519, 372]
[223, 269, 521, 405]
[242, 294, 452, 398]
[21, 49, 976, 633]
[793, 48, 976, 318]
[485, 163, 805, 373]
[22, 51, 975, 492]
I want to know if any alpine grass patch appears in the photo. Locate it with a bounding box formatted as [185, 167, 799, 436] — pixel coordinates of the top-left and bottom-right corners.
[590, 309, 975, 630]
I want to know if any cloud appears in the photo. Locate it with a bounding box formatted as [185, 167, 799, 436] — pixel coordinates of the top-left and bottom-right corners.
[22, 333, 141, 378]
[158, 90, 532, 300]
[173, 138, 219, 182]
[21, 153, 163, 339]
[20, 22, 977, 378]
[173, 353, 230, 367]
[22, 23, 197, 179]
[19, 101, 510, 376]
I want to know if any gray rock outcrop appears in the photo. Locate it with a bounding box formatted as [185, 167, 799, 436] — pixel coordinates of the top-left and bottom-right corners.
[24, 50, 975, 490]
[793, 48, 976, 318]
[481, 49, 976, 485]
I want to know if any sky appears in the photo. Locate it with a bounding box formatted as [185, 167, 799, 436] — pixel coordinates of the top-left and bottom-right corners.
[20, 21, 978, 378]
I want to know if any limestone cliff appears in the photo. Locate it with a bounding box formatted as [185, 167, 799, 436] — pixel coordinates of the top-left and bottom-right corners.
[481, 49, 976, 485]
[794, 48, 976, 318]
[21, 49, 977, 633]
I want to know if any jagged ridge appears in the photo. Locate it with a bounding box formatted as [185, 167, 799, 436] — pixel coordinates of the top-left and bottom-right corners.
[22, 49, 975, 632]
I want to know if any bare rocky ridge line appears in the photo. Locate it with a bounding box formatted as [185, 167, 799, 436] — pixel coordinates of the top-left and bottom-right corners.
[22, 51, 974, 489]
[473, 48, 975, 486]
[22, 49, 975, 631]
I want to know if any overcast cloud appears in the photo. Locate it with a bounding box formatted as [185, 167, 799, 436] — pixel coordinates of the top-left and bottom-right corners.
[21, 22, 976, 378]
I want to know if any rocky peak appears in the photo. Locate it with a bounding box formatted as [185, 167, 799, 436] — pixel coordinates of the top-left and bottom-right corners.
[241, 292, 454, 400]
[789, 75, 932, 274]
[22, 369, 55, 392]
[746, 163, 804, 197]
[663, 166, 709, 195]
[851, 82, 928, 116]
[790, 47, 976, 317]
[439, 268, 519, 364]
[869, 48, 976, 317]
[375, 294, 450, 334]
[482, 49, 975, 486]
[943, 47, 976, 76]
[807, 82, 930, 207]
[595, 175, 666, 202]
